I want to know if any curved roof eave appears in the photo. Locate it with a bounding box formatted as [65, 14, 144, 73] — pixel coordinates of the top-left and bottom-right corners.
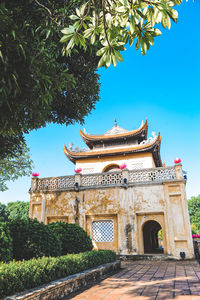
[79, 119, 148, 144]
[64, 133, 162, 166]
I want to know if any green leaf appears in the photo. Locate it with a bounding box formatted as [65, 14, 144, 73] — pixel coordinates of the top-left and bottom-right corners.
[60, 35, 72, 43]
[91, 33, 95, 44]
[136, 36, 141, 50]
[61, 26, 74, 35]
[96, 47, 106, 56]
[78, 34, 86, 47]
[66, 37, 75, 51]
[161, 13, 171, 29]
[114, 50, 123, 62]
[84, 28, 93, 38]
[130, 17, 135, 34]
[105, 53, 112, 67]
[141, 39, 147, 55]
[69, 15, 79, 20]
[152, 29, 162, 37]
[19, 44, 26, 59]
[46, 29, 50, 39]
[98, 53, 107, 68]
[11, 30, 16, 39]
[111, 53, 117, 67]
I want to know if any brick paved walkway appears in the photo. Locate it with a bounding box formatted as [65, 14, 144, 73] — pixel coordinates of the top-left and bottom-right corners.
[67, 260, 200, 300]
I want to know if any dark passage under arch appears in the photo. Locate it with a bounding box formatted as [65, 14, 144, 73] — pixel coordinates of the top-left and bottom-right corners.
[143, 220, 164, 254]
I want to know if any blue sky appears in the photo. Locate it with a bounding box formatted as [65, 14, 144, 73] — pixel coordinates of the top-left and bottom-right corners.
[1, 1, 200, 204]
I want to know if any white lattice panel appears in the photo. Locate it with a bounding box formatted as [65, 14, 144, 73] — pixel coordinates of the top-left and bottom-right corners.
[102, 173, 123, 185]
[81, 172, 123, 186]
[81, 174, 103, 186]
[128, 167, 176, 183]
[37, 176, 75, 190]
[92, 220, 114, 242]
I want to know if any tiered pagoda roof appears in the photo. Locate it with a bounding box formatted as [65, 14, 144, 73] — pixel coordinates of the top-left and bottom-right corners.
[64, 120, 162, 167]
[64, 133, 162, 166]
[79, 119, 148, 149]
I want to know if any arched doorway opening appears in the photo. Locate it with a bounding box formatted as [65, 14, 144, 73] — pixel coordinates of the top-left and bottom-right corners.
[143, 220, 164, 254]
[102, 164, 120, 173]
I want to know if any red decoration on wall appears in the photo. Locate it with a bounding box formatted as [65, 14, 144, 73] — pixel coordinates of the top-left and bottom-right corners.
[120, 163, 127, 170]
[75, 168, 82, 173]
[174, 158, 181, 164]
[32, 172, 39, 177]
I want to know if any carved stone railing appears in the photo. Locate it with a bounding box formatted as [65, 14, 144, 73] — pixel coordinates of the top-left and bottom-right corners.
[81, 171, 123, 187]
[128, 167, 176, 183]
[31, 165, 183, 192]
[32, 175, 75, 191]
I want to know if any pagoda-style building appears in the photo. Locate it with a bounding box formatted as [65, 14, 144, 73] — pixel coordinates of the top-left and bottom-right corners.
[29, 120, 194, 259]
[64, 120, 162, 173]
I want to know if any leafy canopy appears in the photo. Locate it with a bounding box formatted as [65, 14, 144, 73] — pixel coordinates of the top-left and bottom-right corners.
[0, 201, 30, 222]
[0, 0, 99, 159]
[5, 201, 30, 220]
[0, 0, 99, 188]
[0, 143, 33, 191]
[61, 0, 182, 68]
[0, 203, 8, 222]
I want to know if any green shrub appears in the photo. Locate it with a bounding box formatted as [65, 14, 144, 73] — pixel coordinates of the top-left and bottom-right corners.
[8, 218, 61, 260]
[0, 222, 13, 262]
[0, 250, 116, 298]
[48, 222, 93, 255]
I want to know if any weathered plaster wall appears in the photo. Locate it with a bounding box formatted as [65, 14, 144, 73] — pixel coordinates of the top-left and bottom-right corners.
[163, 182, 194, 259]
[76, 153, 155, 174]
[30, 180, 193, 259]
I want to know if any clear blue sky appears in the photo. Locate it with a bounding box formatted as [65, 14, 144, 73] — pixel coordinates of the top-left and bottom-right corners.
[1, 1, 200, 204]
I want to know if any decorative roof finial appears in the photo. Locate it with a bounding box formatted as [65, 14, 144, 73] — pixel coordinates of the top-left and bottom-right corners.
[114, 118, 117, 127]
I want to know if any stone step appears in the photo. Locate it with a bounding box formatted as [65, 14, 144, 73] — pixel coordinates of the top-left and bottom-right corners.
[117, 254, 173, 261]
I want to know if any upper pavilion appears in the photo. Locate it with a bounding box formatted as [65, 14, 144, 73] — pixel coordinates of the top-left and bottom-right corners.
[64, 120, 162, 174]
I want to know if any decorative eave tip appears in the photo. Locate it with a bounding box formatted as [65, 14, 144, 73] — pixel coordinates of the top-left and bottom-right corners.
[79, 119, 148, 141]
[63, 144, 76, 163]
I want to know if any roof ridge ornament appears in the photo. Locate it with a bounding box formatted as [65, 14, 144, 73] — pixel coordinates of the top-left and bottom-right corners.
[114, 118, 117, 127]
[139, 131, 158, 145]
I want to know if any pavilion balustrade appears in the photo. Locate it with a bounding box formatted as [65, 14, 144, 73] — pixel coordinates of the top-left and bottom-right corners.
[31, 165, 183, 192]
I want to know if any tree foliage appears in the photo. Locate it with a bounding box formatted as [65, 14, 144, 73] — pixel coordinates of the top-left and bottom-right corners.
[61, 0, 182, 68]
[188, 195, 200, 233]
[0, 0, 99, 159]
[0, 203, 8, 222]
[9, 218, 61, 261]
[48, 222, 93, 255]
[0, 201, 29, 221]
[0, 143, 33, 191]
[191, 223, 198, 235]
[0, 222, 13, 262]
[5, 201, 30, 220]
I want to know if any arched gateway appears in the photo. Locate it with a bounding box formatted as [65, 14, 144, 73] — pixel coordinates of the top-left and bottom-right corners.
[30, 119, 194, 259]
[143, 220, 163, 254]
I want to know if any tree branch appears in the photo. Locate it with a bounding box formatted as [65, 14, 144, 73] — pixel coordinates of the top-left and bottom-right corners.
[34, 0, 52, 16]
[102, 0, 111, 47]
[34, 0, 62, 27]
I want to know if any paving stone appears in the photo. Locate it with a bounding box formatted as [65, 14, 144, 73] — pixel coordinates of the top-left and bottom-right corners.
[67, 260, 200, 299]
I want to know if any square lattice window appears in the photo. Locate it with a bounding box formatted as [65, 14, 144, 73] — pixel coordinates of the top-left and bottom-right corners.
[92, 220, 114, 242]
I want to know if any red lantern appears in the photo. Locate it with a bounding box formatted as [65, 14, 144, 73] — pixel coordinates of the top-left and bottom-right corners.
[174, 158, 181, 164]
[75, 168, 82, 173]
[32, 172, 39, 177]
[120, 163, 127, 170]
